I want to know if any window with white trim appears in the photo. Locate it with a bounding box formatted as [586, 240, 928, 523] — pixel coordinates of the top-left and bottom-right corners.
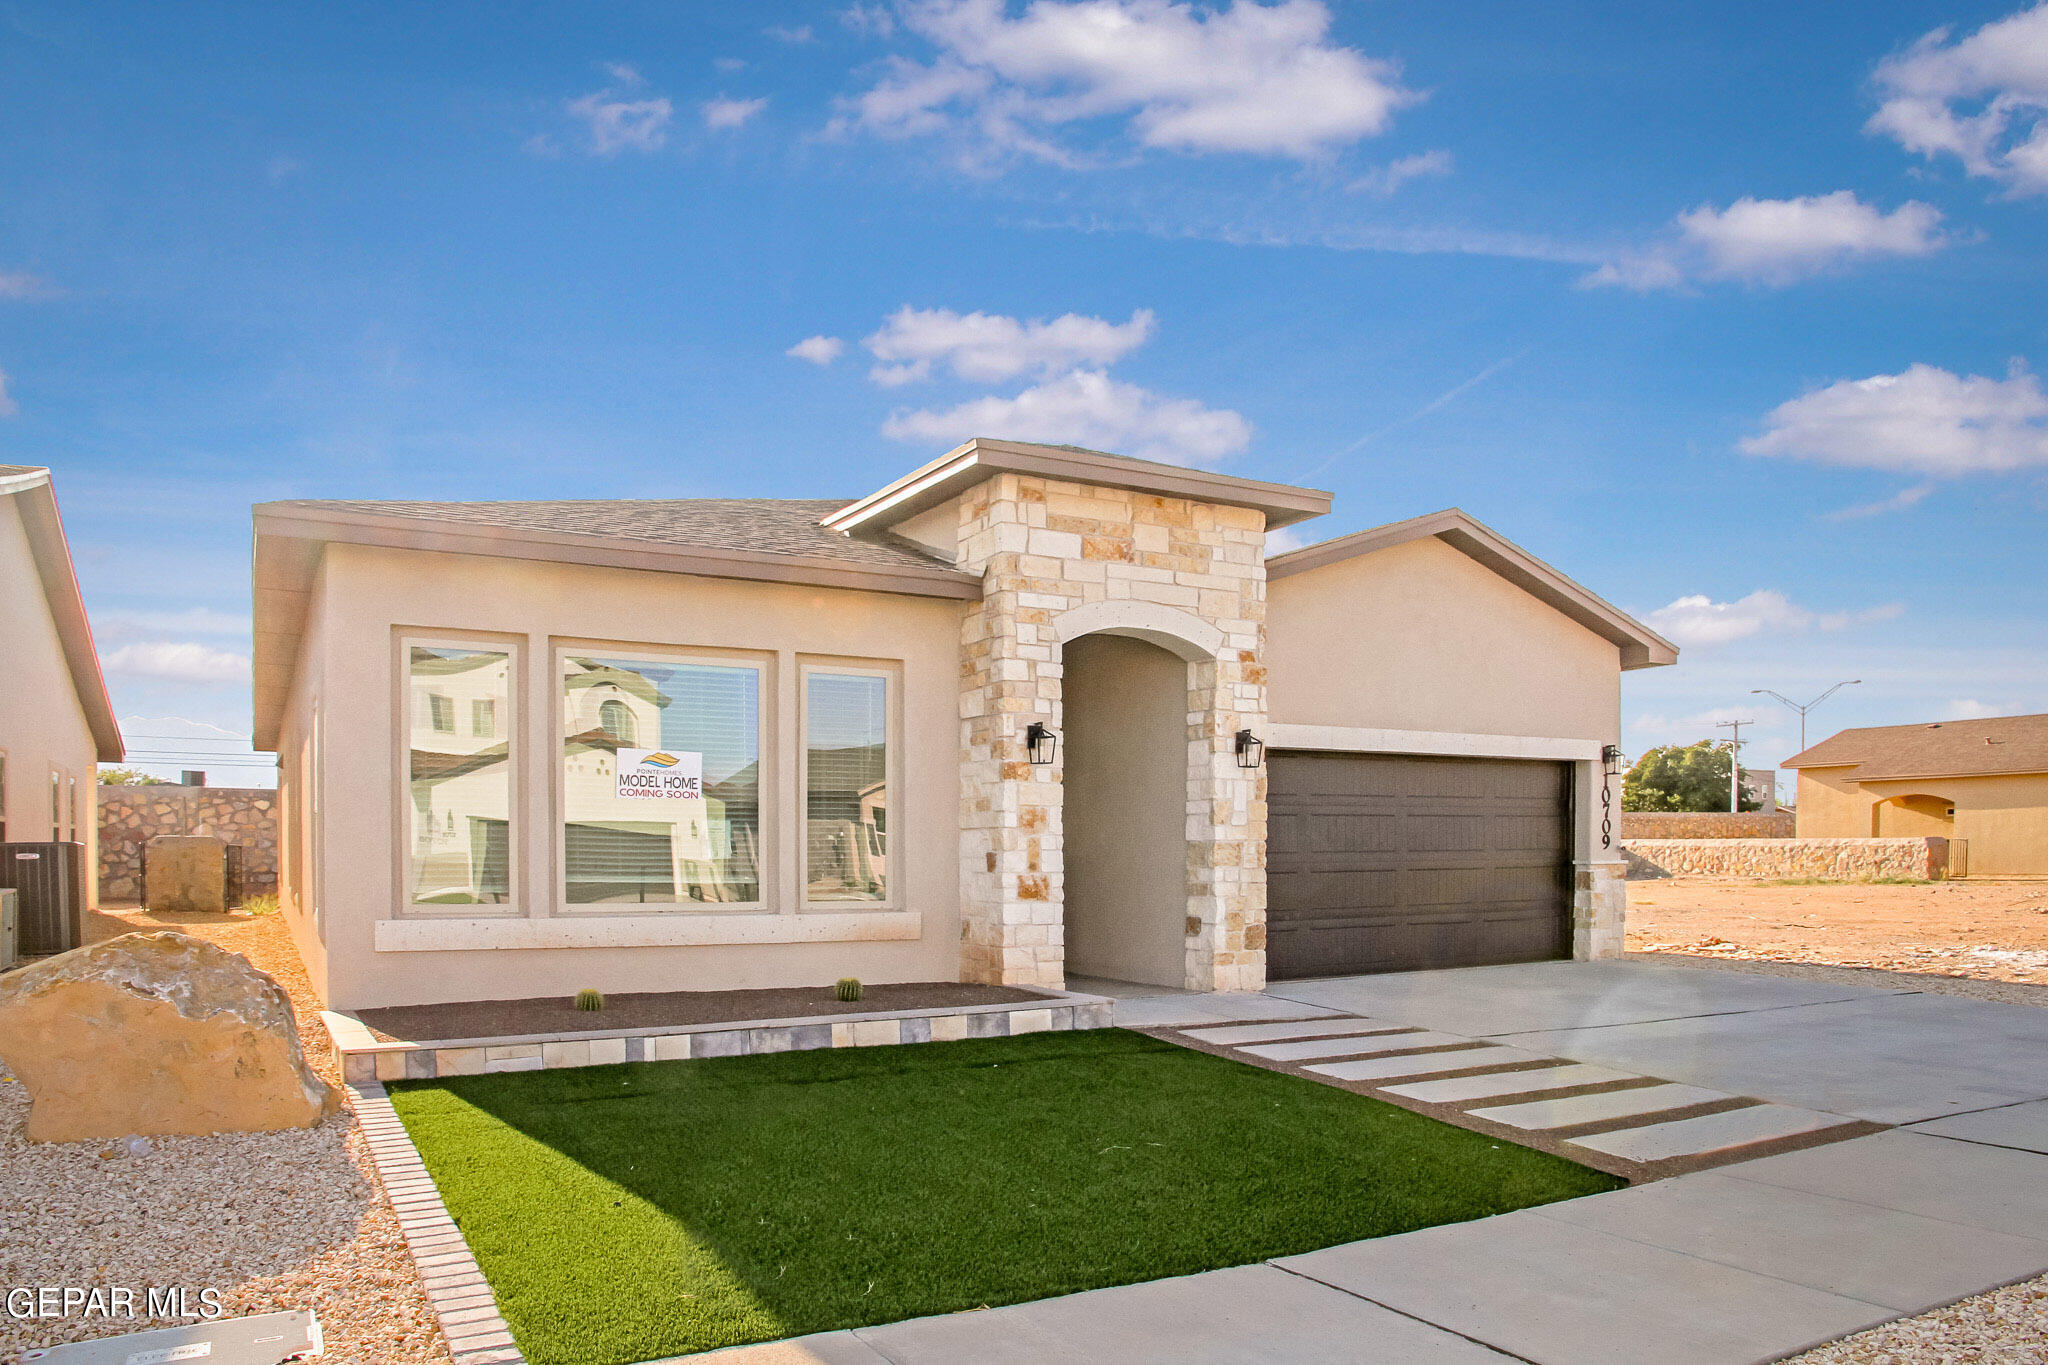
[803, 668, 890, 904]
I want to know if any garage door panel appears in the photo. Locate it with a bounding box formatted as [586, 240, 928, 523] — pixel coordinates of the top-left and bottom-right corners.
[1267, 751, 1573, 978]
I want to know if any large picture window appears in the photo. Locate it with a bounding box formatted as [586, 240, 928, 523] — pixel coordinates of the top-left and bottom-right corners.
[561, 654, 762, 906]
[805, 670, 889, 903]
[406, 644, 514, 906]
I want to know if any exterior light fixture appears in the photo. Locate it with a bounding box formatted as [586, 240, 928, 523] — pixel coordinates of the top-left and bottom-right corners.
[1602, 744, 1623, 777]
[1234, 729, 1264, 769]
[1025, 722, 1058, 765]
[1600, 744, 1623, 849]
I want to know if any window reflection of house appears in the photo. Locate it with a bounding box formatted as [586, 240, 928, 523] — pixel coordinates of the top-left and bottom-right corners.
[806, 743, 887, 900]
[408, 648, 511, 904]
[561, 656, 761, 905]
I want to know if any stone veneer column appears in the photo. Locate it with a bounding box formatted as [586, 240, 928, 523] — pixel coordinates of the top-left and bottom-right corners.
[1572, 861, 1627, 959]
[954, 473, 1268, 991]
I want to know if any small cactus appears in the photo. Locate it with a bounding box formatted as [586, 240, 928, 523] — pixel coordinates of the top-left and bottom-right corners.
[575, 988, 605, 1012]
[835, 978, 863, 1002]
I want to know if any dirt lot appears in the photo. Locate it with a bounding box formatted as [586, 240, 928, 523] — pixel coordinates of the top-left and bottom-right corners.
[1628, 877, 2048, 986]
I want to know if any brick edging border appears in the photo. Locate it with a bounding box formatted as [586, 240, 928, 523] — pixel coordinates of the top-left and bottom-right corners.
[348, 1081, 526, 1365]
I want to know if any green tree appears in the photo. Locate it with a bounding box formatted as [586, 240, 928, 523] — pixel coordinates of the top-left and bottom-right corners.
[1623, 741, 1760, 812]
[97, 767, 168, 786]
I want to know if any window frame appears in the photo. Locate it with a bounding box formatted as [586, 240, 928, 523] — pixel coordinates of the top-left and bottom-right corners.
[394, 633, 523, 918]
[797, 659, 903, 912]
[552, 641, 775, 917]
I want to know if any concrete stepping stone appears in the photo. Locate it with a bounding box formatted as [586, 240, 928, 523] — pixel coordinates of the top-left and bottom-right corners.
[1384, 1063, 1645, 1106]
[1570, 1104, 1855, 1163]
[1307, 1046, 1540, 1082]
[1242, 1030, 1472, 1062]
[1179, 1017, 1407, 1046]
[1468, 1083, 1734, 1131]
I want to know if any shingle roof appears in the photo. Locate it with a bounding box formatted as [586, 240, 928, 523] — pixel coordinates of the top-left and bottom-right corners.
[1784, 713, 2048, 781]
[261, 497, 954, 572]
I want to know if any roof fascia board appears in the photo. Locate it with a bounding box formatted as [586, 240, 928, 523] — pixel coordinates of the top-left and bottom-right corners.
[1267, 508, 1679, 671]
[1847, 766, 2048, 784]
[9, 471, 124, 761]
[821, 438, 1334, 534]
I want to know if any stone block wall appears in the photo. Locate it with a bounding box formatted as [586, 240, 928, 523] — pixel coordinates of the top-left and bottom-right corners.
[1619, 812, 1797, 840]
[1623, 837, 1947, 881]
[954, 473, 1267, 992]
[98, 785, 279, 902]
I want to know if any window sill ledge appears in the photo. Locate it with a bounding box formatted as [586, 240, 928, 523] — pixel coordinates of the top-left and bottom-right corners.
[373, 911, 923, 953]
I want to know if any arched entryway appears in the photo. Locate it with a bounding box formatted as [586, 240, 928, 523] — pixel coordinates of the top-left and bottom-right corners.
[1061, 632, 1190, 989]
[1876, 793, 1956, 838]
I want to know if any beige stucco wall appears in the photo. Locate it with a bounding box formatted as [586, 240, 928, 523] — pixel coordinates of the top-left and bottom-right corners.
[293, 542, 965, 1010]
[1267, 537, 1620, 744]
[275, 555, 331, 1003]
[1061, 633, 1189, 987]
[1797, 767, 2048, 876]
[0, 496, 99, 906]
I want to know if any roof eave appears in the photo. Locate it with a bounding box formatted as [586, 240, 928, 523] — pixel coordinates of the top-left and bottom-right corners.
[1267, 507, 1679, 671]
[820, 437, 1334, 535]
[8, 469, 124, 761]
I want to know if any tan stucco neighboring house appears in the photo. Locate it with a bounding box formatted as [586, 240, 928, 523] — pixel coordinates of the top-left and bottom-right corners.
[1785, 714, 2048, 876]
[0, 465, 124, 908]
[252, 439, 1676, 1011]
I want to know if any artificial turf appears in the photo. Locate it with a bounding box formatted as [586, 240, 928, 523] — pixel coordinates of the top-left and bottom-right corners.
[388, 1029, 1622, 1365]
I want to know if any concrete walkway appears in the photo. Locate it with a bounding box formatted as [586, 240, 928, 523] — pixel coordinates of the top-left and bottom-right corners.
[699, 959, 2048, 1364]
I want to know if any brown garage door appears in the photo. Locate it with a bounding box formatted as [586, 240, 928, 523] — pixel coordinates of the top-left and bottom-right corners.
[1266, 751, 1573, 979]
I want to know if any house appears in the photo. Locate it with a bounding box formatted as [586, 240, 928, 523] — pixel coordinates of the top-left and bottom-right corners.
[251, 439, 1676, 1010]
[1785, 714, 2048, 875]
[0, 465, 123, 908]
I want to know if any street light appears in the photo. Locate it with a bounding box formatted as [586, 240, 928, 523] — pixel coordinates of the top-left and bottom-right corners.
[1751, 680, 1861, 754]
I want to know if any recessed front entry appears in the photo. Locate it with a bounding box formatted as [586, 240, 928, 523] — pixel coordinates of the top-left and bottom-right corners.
[1062, 633, 1190, 989]
[1266, 751, 1573, 978]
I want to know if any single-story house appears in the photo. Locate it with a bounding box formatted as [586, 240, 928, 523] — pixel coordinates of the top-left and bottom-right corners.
[1785, 713, 2048, 876]
[0, 465, 123, 907]
[252, 438, 1676, 1010]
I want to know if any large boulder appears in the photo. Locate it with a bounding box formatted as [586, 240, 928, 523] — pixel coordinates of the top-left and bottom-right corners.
[0, 931, 340, 1143]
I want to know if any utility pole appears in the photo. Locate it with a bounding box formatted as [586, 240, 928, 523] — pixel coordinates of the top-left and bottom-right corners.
[1752, 680, 1861, 755]
[1715, 718, 1753, 813]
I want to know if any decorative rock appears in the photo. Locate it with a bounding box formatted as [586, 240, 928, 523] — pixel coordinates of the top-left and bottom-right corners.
[1622, 837, 1947, 881]
[96, 785, 279, 903]
[0, 931, 339, 1143]
[143, 835, 228, 913]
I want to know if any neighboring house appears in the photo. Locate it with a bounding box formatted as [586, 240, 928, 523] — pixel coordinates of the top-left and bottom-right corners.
[1785, 714, 2048, 876]
[252, 439, 1676, 1010]
[0, 465, 123, 907]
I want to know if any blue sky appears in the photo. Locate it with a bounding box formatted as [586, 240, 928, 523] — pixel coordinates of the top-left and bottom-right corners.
[4, 1, 2045, 789]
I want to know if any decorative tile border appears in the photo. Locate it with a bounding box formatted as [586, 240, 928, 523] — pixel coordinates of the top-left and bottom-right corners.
[348, 1080, 526, 1364]
[325, 992, 1114, 1087]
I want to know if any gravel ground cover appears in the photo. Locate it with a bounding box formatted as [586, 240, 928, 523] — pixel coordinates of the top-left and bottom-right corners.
[1786, 1274, 2048, 1364]
[0, 904, 448, 1364]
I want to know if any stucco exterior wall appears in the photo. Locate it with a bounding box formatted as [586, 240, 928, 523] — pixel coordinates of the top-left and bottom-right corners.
[1795, 768, 2048, 876]
[0, 496, 100, 906]
[294, 543, 966, 1010]
[1266, 532, 1629, 958]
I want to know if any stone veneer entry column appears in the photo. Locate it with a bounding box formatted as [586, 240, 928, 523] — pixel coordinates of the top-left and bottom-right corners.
[954, 473, 1268, 992]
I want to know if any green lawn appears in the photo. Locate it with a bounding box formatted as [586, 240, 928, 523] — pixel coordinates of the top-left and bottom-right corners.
[389, 1029, 1621, 1365]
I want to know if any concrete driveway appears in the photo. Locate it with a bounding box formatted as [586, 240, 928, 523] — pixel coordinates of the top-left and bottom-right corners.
[706, 960, 2048, 1365]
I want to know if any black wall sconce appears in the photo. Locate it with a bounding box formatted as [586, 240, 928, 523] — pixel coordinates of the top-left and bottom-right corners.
[1234, 729, 1264, 769]
[1600, 744, 1623, 849]
[1602, 744, 1623, 777]
[1025, 721, 1059, 765]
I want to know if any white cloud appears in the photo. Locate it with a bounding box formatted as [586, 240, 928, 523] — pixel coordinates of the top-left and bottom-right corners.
[842, 3, 896, 37]
[703, 95, 769, 129]
[1643, 590, 1904, 649]
[765, 23, 816, 43]
[565, 84, 674, 155]
[0, 270, 56, 300]
[97, 607, 252, 637]
[863, 306, 1155, 385]
[881, 367, 1251, 464]
[604, 62, 646, 86]
[833, 0, 1417, 163]
[1743, 362, 2048, 476]
[1943, 698, 2008, 720]
[1264, 525, 1310, 555]
[104, 642, 251, 683]
[0, 368, 15, 418]
[716, 57, 748, 73]
[1821, 483, 1934, 521]
[1582, 192, 1946, 290]
[1348, 149, 1452, 196]
[1869, 3, 2048, 197]
[786, 334, 847, 365]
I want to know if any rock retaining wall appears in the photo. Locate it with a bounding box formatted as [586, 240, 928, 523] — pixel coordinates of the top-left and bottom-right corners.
[1619, 812, 1796, 840]
[97, 785, 279, 902]
[1623, 837, 1947, 881]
